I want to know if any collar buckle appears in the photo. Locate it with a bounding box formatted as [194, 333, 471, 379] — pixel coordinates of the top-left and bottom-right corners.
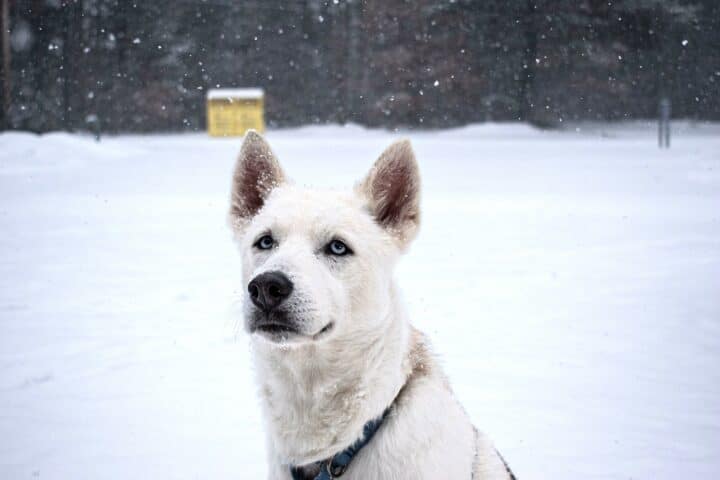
[326, 460, 347, 478]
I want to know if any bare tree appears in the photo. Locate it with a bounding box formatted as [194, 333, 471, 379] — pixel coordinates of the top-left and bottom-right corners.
[0, 0, 10, 130]
[518, 0, 538, 123]
[345, 0, 364, 123]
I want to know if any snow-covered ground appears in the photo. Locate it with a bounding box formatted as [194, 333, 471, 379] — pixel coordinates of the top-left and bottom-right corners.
[1, 122, 719, 479]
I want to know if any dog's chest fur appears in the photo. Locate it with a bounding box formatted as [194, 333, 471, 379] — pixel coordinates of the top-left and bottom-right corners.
[258, 327, 513, 479]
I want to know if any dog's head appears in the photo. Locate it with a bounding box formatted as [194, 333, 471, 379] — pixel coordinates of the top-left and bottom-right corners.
[228, 131, 420, 345]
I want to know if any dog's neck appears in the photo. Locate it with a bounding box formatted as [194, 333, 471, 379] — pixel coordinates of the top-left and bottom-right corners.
[252, 286, 412, 466]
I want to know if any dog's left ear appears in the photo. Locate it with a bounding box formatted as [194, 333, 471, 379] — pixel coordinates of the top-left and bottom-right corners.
[229, 130, 286, 233]
[357, 139, 421, 248]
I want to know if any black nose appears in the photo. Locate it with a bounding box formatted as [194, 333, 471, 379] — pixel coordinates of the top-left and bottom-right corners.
[247, 271, 293, 312]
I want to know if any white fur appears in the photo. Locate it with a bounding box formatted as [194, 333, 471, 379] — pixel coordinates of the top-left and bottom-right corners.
[229, 132, 514, 479]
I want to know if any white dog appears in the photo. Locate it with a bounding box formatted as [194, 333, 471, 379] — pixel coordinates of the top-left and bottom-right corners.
[229, 131, 515, 480]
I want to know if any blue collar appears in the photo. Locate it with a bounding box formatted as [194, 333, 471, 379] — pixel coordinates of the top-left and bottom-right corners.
[289, 408, 390, 480]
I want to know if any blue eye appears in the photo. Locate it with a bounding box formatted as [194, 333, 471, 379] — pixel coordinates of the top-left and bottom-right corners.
[326, 239, 351, 256]
[255, 234, 275, 250]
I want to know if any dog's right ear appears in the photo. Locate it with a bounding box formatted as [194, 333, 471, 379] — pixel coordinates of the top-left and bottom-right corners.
[229, 130, 285, 231]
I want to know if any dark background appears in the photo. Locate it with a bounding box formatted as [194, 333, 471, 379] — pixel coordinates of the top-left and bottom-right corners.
[0, 0, 718, 133]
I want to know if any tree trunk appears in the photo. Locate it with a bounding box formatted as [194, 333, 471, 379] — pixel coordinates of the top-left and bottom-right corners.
[61, 0, 85, 131]
[345, 0, 363, 123]
[1, 0, 11, 130]
[518, 0, 537, 123]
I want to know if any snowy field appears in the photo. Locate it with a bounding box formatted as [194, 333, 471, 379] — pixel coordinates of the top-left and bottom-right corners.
[1, 122, 719, 479]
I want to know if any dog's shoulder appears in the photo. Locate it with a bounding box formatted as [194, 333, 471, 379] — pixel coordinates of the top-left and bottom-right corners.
[399, 327, 452, 392]
[392, 327, 516, 479]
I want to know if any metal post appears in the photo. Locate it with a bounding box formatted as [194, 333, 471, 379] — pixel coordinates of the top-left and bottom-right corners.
[658, 98, 671, 149]
[86, 113, 101, 142]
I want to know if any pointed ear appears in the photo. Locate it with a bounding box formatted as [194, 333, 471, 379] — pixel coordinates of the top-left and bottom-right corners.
[356, 139, 421, 248]
[229, 131, 285, 230]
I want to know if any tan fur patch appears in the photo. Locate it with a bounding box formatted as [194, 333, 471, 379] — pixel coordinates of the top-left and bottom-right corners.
[395, 327, 451, 406]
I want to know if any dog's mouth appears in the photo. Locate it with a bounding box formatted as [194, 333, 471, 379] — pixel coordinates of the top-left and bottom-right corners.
[312, 322, 334, 340]
[249, 313, 334, 344]
[253, 321, 300, 335]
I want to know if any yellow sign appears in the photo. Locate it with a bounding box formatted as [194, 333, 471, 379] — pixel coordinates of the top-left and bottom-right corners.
[207, 88, 265, 137]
